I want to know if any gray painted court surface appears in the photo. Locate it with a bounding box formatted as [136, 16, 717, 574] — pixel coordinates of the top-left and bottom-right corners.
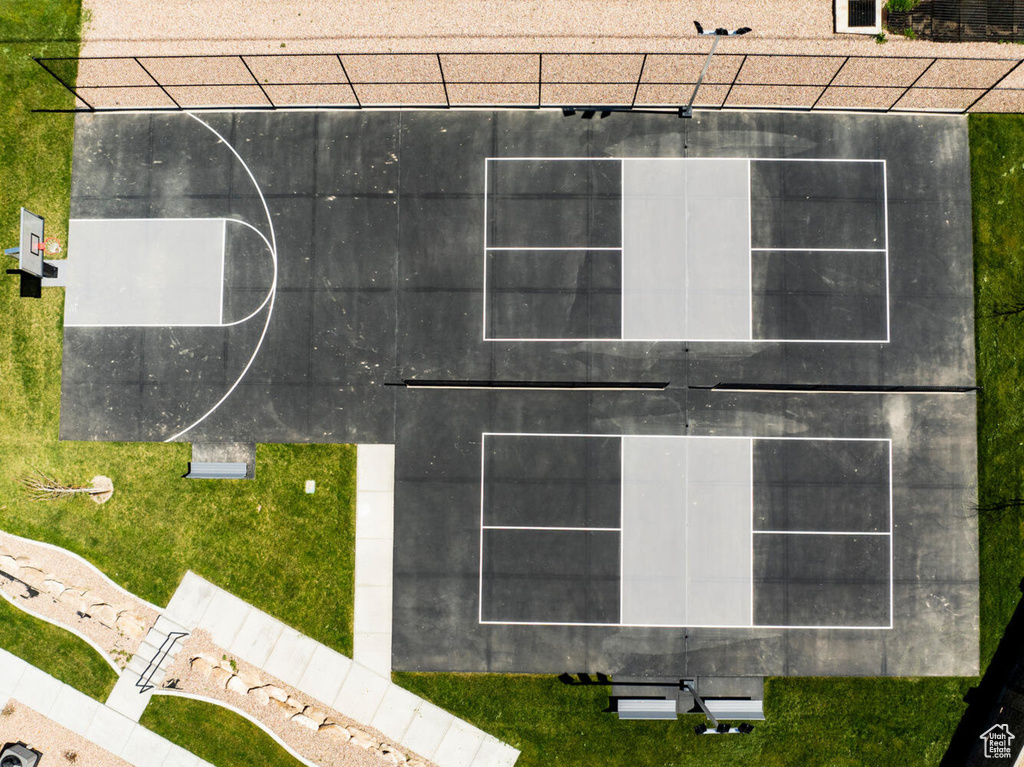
[65, 218, 226, 326]
[62, 110, 977, 680]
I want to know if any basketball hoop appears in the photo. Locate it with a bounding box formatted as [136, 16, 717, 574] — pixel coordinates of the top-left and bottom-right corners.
[42, 236, 61, 255]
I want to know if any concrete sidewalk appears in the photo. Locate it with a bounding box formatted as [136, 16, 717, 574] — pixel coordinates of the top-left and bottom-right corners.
[165, 571, 519, 767]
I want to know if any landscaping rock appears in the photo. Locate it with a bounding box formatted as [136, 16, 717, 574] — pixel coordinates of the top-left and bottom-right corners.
[18, 566, 47, 590]
[270, 697, 302, 719]
[382, 748, 408, 764]
[190, 657, 214, 678]
[248, 687, 270, 706]
[0, 554, 22, 576]
[42, 578, 66, 599]
[89, 603, 118, 628]
[290, 712, 319, 731]
[236, 670, 263, 691]
[210, 667, 233, 689]
[319, 722, 351, 743]
[226, 675, 249, 696]
[115, 611, 148, 639]
[348, 728, 378, 750]
[261, 685, 288, 702]
[57, 587, 86, 607]
[301, 705, 328, 725]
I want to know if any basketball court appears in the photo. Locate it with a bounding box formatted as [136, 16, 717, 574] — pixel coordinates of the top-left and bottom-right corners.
[60, 109, 978, 678]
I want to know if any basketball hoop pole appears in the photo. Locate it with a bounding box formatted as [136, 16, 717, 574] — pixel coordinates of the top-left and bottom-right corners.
[680, 22, 752, 118]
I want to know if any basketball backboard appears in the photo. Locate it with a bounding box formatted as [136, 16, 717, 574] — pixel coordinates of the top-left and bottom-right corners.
[19, 208, 44, 278]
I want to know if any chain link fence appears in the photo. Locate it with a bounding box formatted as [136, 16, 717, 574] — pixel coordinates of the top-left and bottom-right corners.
[34, 52, 1024, 114]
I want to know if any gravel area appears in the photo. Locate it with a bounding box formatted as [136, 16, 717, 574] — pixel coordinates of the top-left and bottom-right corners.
[70, 1, 1024, 114]
[0, 531, 158, 670]
[0, 698, 133, 766]
[80, 0, 1024, 60]
[163, 631, 436, 767]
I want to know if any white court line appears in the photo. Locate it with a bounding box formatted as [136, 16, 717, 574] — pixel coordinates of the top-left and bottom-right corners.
[749, 247, 887, 252]
[754, 530, 890, 536]
[485, 247, 622, 251]
[481, 159, 488, 342]
[619, 433, 625, 626]
[480, 433, 893, 629]
[485, 432, 891, 443]
[479, 620, 892, 630]
[483, 525, 620, 532]
[620, 157, 626, 343]
[883, 159, 892, 344]
[749, 437, 754, 626]
[479, 433, 487, 623]
[747, 157, 886, 164]
[748, 158, 753, 342]
[163, 112, 278, 443]
[888, 439, 895, 629]
[68, 217, 228, 221]
[219, 218, 226, 325]
[486, 337, 888, 343]
[487, 157, 885, 163]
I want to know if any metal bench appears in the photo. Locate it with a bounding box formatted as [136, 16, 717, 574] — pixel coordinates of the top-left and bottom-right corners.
[705, 699, 765, 721]
[186, 461, 248, 479]
[617, 698, 678, 720]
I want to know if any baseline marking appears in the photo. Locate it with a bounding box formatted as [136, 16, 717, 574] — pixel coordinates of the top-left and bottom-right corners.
[483, 525, 620, 532]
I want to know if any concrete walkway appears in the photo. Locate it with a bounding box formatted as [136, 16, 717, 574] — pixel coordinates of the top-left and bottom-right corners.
[353, 443, 395, 677]
[0, 649, 213, 767]
[165, 571, 519, 767]
[107, 615, 190, 721]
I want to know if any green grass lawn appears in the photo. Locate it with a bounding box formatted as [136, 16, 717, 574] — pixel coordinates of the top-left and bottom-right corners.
[141, 696, 303, 767]
[395, 674, 968, 767]
[968, 113, 1024, 669]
